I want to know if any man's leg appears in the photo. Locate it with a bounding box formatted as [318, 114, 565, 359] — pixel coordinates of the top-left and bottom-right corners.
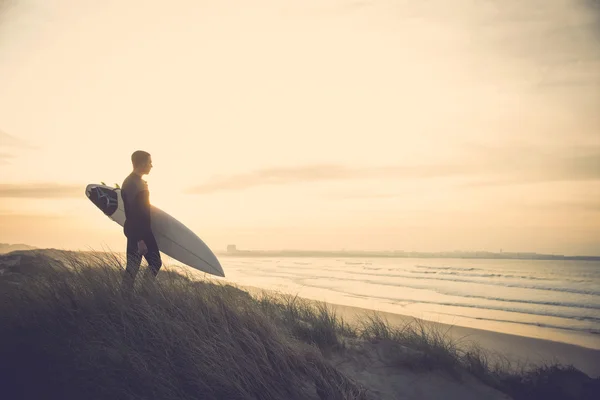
[141, 233, 162, 281]
[122, 237, 142, 291]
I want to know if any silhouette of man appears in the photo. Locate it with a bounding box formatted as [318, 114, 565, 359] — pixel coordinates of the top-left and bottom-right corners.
[121, 150, 162, 290]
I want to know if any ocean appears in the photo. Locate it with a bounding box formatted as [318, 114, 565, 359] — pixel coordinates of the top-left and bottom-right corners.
[214, 257, 600, 349]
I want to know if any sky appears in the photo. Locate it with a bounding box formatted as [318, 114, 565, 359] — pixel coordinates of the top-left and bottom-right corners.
[0, 0, 599, 255]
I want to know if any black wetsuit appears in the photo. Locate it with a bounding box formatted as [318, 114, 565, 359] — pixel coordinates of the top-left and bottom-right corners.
[121, 172, 162, 280]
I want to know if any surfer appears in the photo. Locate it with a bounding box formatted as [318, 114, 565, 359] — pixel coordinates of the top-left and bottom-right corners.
[121, 150, 162, 290]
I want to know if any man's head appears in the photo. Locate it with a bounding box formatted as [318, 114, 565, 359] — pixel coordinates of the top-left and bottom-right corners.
[131, 150, 153, 175]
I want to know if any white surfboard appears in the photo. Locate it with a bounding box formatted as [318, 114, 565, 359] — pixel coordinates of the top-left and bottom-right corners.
[85, 183, 224, 277]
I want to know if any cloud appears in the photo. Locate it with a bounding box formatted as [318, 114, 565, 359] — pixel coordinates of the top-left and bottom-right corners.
[0, 131, 36, 165]
[0, 212, 65, 222]
[461, 150, 600, 187]
[0, 152, 13, 165]
[186, 163, 471, 194]
[187, 146, 600, 194]
[187, 165, 359, 194]
[326, 191, 404, 200]
[0, 184, 82, 198]
[0, 130, 35, 149]
[529, 201, 600, 213]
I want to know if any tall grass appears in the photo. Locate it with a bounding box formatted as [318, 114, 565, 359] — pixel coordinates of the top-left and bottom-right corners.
[0, 252, 366, 400]
[354, 310, 599, 399]
[0, 251, 597, 400]
[256, 293, 357, 353]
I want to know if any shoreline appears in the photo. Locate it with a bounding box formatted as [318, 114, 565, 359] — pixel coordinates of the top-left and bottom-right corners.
[239, 283, 600, 378]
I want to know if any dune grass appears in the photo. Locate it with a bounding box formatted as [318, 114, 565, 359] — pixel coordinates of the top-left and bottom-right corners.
[0, 251, 596, 400]
[0, 252, 366, 400]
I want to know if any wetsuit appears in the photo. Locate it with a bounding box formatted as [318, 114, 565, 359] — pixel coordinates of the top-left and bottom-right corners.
[121, 172, 162, 284]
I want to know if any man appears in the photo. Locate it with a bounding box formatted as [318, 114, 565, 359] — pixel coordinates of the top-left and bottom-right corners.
[121, 150, 162, 290]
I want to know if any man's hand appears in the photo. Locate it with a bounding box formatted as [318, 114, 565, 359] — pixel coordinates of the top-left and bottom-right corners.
[137, 240, 148, 256]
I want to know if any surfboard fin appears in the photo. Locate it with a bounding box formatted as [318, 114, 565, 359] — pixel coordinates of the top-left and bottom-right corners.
[100, 181, 106, 185]
[115, 183, 121, 189]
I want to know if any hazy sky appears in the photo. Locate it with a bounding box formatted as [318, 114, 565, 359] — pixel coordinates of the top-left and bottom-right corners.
[1, 0, 599, 255]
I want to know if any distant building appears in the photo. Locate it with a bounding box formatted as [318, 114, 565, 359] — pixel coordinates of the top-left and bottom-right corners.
[227, 245, 237, 253]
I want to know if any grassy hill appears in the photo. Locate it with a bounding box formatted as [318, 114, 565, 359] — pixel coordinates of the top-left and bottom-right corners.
[0, 250, 597, 399]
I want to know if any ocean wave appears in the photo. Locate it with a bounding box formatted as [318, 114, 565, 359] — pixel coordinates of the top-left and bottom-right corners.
[436, 271, 551, 281]
[456, 293, 600, 311]
[415, 265, 480, 272]
[268, 262, 590, 285]
[292, 279, 600, 314]
[292, 267, 600, 297]
[404, 276, 600, 296]
[434, 312, 600, 335]
[414, 267, 585, 283]
[264, 263, 600, 296]
[293, 280, 600, 324]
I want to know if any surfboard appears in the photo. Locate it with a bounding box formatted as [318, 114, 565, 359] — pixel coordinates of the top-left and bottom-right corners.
[85, 183, 225, 277]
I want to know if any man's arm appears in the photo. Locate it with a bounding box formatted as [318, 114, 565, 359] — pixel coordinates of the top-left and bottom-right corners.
[129, 189, 153, 242]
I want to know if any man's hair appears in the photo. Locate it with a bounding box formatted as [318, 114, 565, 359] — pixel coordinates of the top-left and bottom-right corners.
[131, 150, 151, 168]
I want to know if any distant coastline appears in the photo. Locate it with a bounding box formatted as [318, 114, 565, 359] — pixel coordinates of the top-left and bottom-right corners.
[0, 243, 37, 254]
[218, 249, 600, 261]
[2, 243, 598, 261]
